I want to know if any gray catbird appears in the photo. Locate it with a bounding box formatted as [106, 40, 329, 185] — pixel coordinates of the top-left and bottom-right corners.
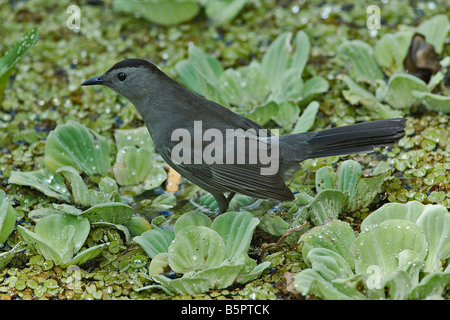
[82, 58, 406, 213]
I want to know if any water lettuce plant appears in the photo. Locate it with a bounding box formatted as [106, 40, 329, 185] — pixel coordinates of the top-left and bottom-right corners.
[0, 190, 16, 245]
[113, 0, 247, 26]
[292, 201, 450, 299]
[134, 210, 271, 295]
[0, 27, 38, 103]
[175, 31, 328, 131]
[17, 199, 136, 267]
[294, 160, 393, 226]
[112, 126, 167, 195]
[44, 120, 110, 176]
[17, 213, 107, 267]
[337, 14, 449, 116]
[9, 122, 167, 202]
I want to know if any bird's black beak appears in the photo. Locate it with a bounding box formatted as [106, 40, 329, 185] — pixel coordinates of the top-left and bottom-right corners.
[81, 76, 104, 86]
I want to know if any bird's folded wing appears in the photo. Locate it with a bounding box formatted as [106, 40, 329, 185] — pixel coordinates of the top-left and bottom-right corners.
[178, 162, 294, 201]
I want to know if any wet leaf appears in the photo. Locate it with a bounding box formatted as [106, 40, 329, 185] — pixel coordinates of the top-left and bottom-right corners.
[205, 0, 247, 24]
[352, 220, 427, 276]
[174, 210, 212, 234]
[0, 190, 16, 244]
[337, 40, 385, 83]
[210, 211, 259, 262]
[113, 0, 200, 26]
[17, 213, 93, 265]
[168, 226, 226, 273]
[382, 73, 428, 109]
[416, 14, 450, 55]
[44, 121, 110, 176]
[8, 169, 72, 202]
[0, 27, 38, 102]
[133, 228, 175, 259]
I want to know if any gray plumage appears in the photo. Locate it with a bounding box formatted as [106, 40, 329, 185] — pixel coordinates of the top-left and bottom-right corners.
[82, 59, 406, 213]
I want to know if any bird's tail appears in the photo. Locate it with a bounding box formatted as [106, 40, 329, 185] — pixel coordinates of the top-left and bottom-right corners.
[281, 118, 407, 161]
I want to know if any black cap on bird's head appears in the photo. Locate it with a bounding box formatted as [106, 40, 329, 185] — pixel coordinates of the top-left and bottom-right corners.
[81, 58, 165, 107]
[81, 58, 159, 86]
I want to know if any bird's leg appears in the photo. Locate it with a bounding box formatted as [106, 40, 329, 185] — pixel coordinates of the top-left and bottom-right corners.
[226, 192, 236, 205]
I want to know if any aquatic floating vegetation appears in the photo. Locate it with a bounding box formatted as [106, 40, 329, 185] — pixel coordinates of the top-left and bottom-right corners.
[0, 27, 38, 103]
[135, 210, 270, 295]
[0, 190, 16, 245]
[113, 0, 247, 26]
[113, 126, 167, 195]
[10, 122, 168, 203]
[292, 201, 450, 299]
[16, 200, 134, 267]
[8, 168, 72, 203]
[44, 121, 110, 176]
[17, 213, 107, 267]
[337, 14, 449, 116]
[0, 242, 23, 270]
[175, 31, 328, 131]
[294, 160, 393, 226]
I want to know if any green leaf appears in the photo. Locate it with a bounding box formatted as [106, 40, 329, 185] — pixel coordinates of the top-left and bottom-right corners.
[383, 73, 429, 109]
[62, 243, 108, 268]
[219, 61, 270, 108]
[338, 74, 400, 119]
[193, 264, 243, 289]
[174, 210, 212, 234]
[184, 46, 228, 105]
[293, 268, 365, 300]
[168, 226, 225, 273]
[299, 219, 356, 270]
[352, 219, 428, 276]
[204, 0, 247, 24]
[337, 40, 385, 83]
[409, 272, 450, 300]
[305, 248, 354, 281]
[113, 0, 200, 26]
[416, 14, 450, 54]
[8, 169, 72, 202]
[146, 192, 177, 212]
[297, 189, 347, 226]
[18, 214, 90, 265]
[261, 32, 293, 87]
[81, 202, 133, 224]
[56, 166, 117, 206]
[291, 30, 311, 75]
[346, 168, 392, 212]
[210, 211, 259, 262]
[239, 101, 278, 126]
[361, 200, 429, 231]
[292, 101, 319, 134]
[113, 146, 167, 187]
[0, 242, 24, 270]
[337, 160, 362, 200]
[374, 32, 413, 74]
[301, 76, 329, 99]
[114, 126, 154, 152]
[314, 166, 335, 193]
[44, 121, 110, 176]
[411, 91, 450, 114]
[133, 228, 175, 259]
[273, 101, 299, 127]
[0, 28, 38, 102]
[123, 217, 152, 237]
[415, 204, 450, 272]
[0, 190, 16, 244]
[148, 252, 169, 276]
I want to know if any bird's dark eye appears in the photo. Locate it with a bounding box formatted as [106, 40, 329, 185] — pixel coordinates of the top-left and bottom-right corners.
[117, 72, 127, 81]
